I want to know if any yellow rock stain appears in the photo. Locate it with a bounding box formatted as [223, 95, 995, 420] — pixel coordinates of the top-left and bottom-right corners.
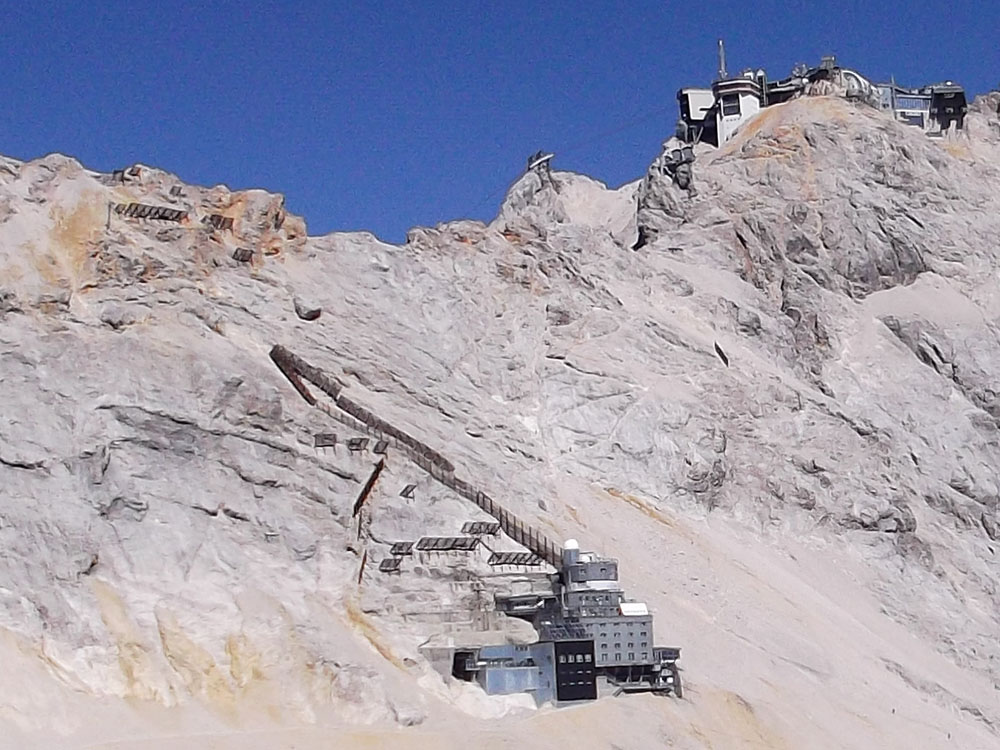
[688, 689, 792, 750]
[91, 579, 172, 704]
[605, 486, 677, 529]
[343, 594, 406, 670]
[155, 608, 236, 718]
[46, 193, 104, 291]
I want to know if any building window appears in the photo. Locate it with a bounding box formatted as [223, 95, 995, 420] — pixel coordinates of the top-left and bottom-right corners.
[601, 654, 607, 662]
[722, 94, 741, 116]
[601, 643, 607, 649]
[627, 642, 633, 648]
[585, 654, 592, 662]
[559, 655, 566, 664]
[628, 652, 634, 661]
[641, 642, 647, 648]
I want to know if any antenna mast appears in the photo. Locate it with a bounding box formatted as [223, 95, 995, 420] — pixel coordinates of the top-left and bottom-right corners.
[717, 39, 728, 80]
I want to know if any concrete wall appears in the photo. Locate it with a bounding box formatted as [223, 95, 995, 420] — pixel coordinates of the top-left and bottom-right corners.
[568, 560, 618, 583]
[583, 615, 654, 666]
[717, 91, 762, 143]
[479, 665, 539, 694]
[475, 642, 556, 705]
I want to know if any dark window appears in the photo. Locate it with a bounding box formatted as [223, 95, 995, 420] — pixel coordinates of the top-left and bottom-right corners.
[722, 94, 741, 116]
[628, 652, 635, 660]
[554, 641, 597, 701]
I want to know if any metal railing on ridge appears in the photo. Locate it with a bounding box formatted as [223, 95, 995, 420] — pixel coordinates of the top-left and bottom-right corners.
[269, 344, 561, 567]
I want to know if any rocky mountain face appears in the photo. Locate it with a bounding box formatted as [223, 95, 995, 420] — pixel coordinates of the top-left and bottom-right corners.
[3, 93, 1000, 749]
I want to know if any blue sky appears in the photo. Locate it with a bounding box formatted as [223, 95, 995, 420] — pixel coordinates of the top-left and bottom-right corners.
[3, 1, 998, 242]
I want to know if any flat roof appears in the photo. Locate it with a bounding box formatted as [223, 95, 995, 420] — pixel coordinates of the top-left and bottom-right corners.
[619, 602, 649, 617]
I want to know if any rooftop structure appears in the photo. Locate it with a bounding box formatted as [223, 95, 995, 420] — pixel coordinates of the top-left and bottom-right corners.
[876, 80, 968, 134]
[677, 42, 967, 147]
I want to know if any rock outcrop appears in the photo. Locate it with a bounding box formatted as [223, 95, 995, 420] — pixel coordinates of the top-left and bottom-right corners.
[4, 94, 1000, 749]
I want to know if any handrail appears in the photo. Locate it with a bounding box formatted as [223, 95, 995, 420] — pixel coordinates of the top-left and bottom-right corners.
[269, 344, 561, 567]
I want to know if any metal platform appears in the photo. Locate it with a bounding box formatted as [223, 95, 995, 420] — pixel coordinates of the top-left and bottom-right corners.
[313, 432, 337, 448]
[416, 536, 480, 552]
[488, 551, 543, 567]
[203, 213, 234, 231]
[379, 558, 401, 574]
[462, 521, 501, 536]
[114, 202, 187, 222]
[390, 541, 414, 556]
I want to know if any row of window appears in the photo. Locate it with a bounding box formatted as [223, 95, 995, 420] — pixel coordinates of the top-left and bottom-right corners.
[570, 564, 617, 581]
[558, 653, 593, 664]
[595, 631, 646, 642]
[598, 641, 647, 649]
[574, 594, 616, 604]
[599, 652, 638, 662]
[593, 624, 648, 635]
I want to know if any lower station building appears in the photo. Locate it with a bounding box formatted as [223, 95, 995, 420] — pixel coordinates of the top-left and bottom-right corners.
[448, 540, 681, 704]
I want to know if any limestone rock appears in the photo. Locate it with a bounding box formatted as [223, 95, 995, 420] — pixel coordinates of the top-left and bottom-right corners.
[4, 94, 1000, 749]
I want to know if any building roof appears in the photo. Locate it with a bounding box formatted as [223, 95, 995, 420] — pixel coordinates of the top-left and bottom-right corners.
[619, 601, 649, 616]
[539, 620, 590, 641]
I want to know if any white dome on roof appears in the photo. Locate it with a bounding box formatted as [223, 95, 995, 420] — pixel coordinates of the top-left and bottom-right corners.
[564, 538, 580, 550]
